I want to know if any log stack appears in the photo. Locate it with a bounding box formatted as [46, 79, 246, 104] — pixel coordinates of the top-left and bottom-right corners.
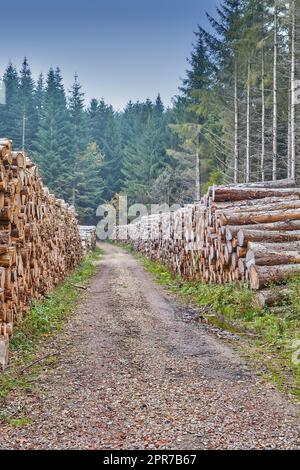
[79, 226, 97, 253]
[0, 139, 82, 369]
[115, 178, 300, 294]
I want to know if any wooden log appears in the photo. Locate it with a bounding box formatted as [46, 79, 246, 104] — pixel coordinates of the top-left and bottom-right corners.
[212, 187, 300, 203]
[11, 152, 26, 168]
[226, 220, 300, 241]
[250, 264, 300, 290]
[237, 229, 300, 247]
[210, 195, 300, 213]
[246, 242, 300, 268]
[256, 287, 291, 308]
[221, 208, 300, 227]
[217, 200, 300, 221]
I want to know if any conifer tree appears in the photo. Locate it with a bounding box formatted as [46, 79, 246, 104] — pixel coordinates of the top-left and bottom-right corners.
[73, 142, 104, 223]
[33, 68, 73, 202]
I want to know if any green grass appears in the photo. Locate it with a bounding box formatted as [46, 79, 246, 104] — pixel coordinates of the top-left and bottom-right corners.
[118, 244, 300, 400]
[0, 248, 102, 420]
[8, 417, 33, 428]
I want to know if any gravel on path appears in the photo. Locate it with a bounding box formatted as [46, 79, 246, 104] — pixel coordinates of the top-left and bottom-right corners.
[0, 243, 299, 449]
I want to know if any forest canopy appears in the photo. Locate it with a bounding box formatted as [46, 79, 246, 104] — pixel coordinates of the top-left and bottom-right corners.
[0, 0, 299, 223]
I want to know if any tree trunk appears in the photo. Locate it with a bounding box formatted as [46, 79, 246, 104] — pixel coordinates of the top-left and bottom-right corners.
[226, 219, 300, 241]
[250, 264, 300, 290]
[238, 229, 300, 248]
[256, 288, 291, 308]
[22, 106, 26, 153]
[272, 4, 278, 181]
[234, 61, 239, 184]
[195, 145, 201, 202]
[246, 241, 300, 268]
[261, 47, 265, 182]
[290, 0, 296, 180]
[288, 83, 292, 179]
[222, 208, 300, 227]
[217, 199, 300, 220]
[246, 60, 251, 183]
[212, 186, 300, 203]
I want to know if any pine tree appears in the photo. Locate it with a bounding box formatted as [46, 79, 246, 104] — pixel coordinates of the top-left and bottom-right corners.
[73, 142, 104, 223]
[69, 73, 87, 154]
[68, 74, 88, 205]
[33, 67, 73, 202]
[122, 98, 171, 204]
[88, 98, 122, 201]
[34, 73, 45, 122]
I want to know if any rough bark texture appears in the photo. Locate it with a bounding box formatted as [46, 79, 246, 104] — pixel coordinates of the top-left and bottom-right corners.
[0, 139, 83, 368]
[116, 182, 300, 292]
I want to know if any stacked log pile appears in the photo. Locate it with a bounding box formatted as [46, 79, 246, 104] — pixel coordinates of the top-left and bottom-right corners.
[79, 226, 97, 253]
[0, 139, 82, 368]
[116, 178, 300, 295]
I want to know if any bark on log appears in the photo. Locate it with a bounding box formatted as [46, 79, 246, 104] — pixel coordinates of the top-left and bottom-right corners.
[212, 187, 300, 203]
[211, 194, 299, 212]
[217, 200, 300, 221]
[256, 288, 291, 308]
[0, 138, 84, 368]
[250, 264, 300, 290]
[238, 229, 300, 247]
[221, 208, 300, 227]
[226, 220, 300, 241]
[246, 242, 300, 268]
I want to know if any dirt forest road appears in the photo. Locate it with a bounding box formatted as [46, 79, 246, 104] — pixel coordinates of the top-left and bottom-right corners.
[1, 243, 299, 450]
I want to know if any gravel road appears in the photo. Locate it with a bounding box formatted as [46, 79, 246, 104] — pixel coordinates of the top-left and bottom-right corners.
[0, 243, 299, 449]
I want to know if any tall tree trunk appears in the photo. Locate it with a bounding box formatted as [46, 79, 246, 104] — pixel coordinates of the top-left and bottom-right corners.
[72, 184, 76, 208]
[272, 3, 278, 181]
[261, 47, 265, 182]
[288, 85, 292, 179]
[291, 0, 296, 180]
[234, 61, 239, 184]
[246, 60, 251, 184]
[22, 105, 26, 153]
[195, 144, 201, 201]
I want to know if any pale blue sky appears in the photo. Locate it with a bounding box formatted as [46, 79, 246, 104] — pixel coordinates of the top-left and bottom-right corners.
[0, 0, 218, 109]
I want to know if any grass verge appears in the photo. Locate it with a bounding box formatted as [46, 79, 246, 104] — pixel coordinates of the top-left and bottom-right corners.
[0, 247, 101, 423]
[118, 243, 300, 401]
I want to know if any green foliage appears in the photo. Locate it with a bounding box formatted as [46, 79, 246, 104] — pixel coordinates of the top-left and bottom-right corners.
[0, 0, 295, 217]
[33, 67, 74, 203]
[73, 142, 104, 224]
[8, 417, 33, 428]
[121, 98, 172, 205]
[88, 98, 122, 202]
[202, 169, 225, 193]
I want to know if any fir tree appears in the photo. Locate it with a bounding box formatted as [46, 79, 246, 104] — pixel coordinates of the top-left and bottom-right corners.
[74, 142, 104, 223]
[33, 67, 73, 202]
